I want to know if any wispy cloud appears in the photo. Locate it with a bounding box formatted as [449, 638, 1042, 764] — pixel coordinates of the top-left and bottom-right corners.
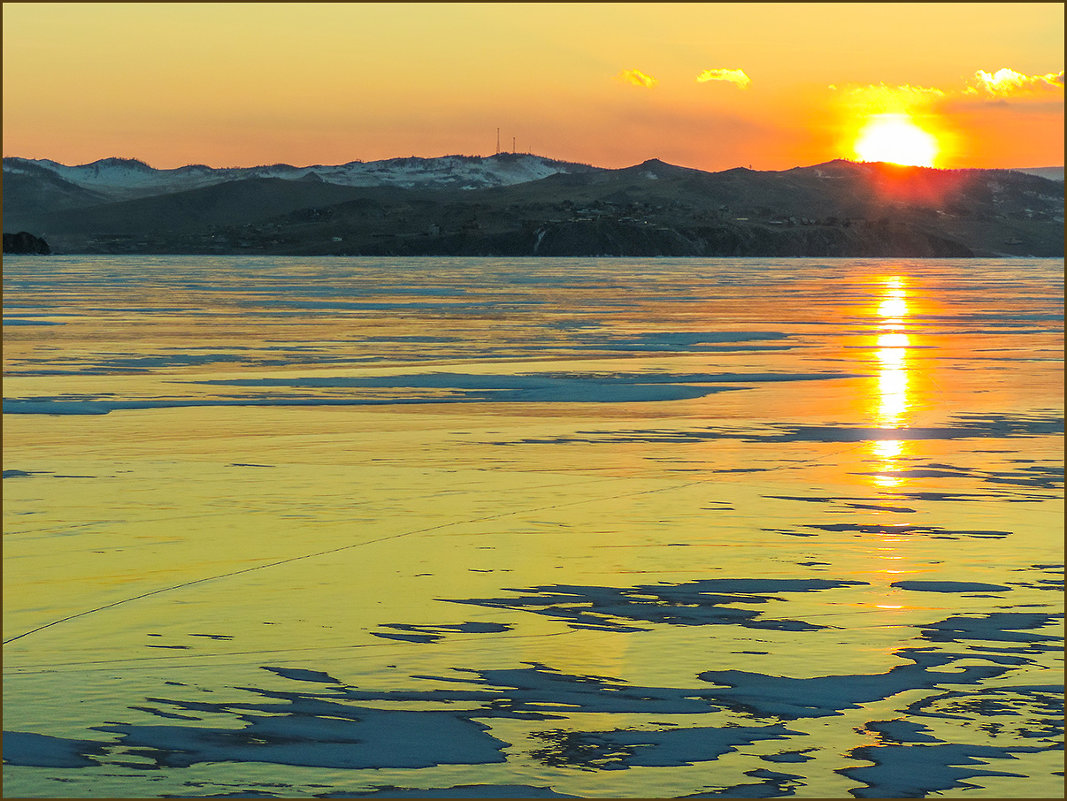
[832, 82, 945, 114]
[965, 68, 1064, 96]
[616, 69, 657, 88]
[696, 68, 750, 89]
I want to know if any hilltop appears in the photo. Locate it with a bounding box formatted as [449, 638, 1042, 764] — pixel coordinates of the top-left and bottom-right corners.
[3, 154, 1063, 257]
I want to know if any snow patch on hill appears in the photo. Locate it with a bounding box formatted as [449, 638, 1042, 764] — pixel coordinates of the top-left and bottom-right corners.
[3, 154, 590, 200]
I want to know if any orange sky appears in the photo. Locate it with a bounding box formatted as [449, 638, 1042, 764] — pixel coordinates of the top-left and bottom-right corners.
[3, 2, 1063, 171]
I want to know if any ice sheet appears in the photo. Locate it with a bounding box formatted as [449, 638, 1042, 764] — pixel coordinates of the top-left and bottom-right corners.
[3, 255, 1061, 798]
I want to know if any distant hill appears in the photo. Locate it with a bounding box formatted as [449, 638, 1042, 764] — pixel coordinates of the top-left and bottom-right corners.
[2, 160, 108, 219]
[3, 153, 595, 206]
[3, 154, 1063, 257]
[1011, 166, 1064, 182]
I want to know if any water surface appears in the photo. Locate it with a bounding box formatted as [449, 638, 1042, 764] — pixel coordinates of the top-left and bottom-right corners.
[3, 256, 1062, 797]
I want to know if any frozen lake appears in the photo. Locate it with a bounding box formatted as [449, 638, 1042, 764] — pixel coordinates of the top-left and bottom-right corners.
[3, 255, 1062, 798]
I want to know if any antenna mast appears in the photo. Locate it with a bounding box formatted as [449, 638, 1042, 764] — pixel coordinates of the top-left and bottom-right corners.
[496, 128, 500, 155]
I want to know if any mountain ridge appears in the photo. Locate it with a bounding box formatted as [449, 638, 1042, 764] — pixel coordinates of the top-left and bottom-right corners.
[4, 154, 1063, 257]
[2, 153, 599, 203]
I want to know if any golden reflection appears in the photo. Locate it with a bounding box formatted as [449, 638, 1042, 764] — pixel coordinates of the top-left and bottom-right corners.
[869, 277, 913, 486]
[877, 277, 909, 321]
[857, 523, 922, 611]
[875, 334, 910, 428]
[877, 331, 909, 350]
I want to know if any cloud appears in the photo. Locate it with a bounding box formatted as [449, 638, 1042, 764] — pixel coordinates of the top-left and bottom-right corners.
[616, 69, 657, 88]
[965, 68, 1064, 96]
[834, 82, 945, 114]
[696, 68, 751, 89]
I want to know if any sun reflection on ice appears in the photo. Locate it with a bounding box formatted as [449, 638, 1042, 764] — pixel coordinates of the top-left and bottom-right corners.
[877, 284, 909, 322]
[864, 525, 920, 610]
[870, 277, 913, 486]
[876, 334, 910, 425]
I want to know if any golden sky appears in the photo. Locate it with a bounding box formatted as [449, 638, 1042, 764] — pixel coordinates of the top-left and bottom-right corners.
[3, 2, 1063, 170]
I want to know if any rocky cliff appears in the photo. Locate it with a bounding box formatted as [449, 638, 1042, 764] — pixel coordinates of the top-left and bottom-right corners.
[3, 231, 51, 254]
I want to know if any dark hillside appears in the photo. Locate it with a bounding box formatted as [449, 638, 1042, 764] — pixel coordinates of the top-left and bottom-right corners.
[3, 162, 107, 230]
[7, 157, 1062, 257]
[28, 178, 388, 248]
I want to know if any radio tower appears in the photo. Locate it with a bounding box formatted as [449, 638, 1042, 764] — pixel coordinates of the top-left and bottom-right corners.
[496, 128, 500, 155]
[512, 136, 516, 153]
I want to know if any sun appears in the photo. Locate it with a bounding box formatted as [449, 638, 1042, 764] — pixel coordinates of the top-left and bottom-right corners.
[853, 113, 939, 167]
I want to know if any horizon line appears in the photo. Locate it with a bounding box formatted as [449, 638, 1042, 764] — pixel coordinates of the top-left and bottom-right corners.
[4, 153, 1062, 175]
